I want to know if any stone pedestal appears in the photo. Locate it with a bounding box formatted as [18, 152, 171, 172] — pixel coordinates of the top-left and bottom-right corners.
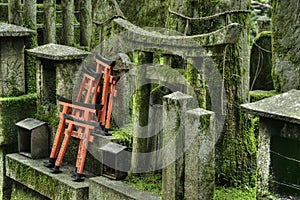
[0, 23, 34, 97]
[162, 91, 193, 200]
[27, 43, 91, 105]
[242, 90, 300, 197]
[184, 108, 215, 200]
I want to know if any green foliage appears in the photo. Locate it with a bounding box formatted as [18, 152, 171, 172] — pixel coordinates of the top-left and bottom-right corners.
[35, 102, 59, 129]
[124, 172, 162, 197]
[249, 90, 277, 102]
[111, 124, 134, 148]
[215, 186, 256, 200]
[250, 0, 272, 40]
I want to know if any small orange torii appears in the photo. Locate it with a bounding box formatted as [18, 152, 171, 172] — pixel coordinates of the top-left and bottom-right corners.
[44, 54, 120, 181]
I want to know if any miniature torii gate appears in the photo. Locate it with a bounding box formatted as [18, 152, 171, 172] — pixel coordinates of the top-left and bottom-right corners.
[45, 53, 119, 181]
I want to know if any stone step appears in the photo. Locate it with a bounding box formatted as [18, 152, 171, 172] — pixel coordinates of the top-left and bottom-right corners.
[89, 176, 160, 200]
[6, 153, 90, 200]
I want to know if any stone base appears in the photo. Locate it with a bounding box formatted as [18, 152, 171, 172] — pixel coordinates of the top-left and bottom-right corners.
[6, 153, 90, 200]
[89, 176, 160, 200]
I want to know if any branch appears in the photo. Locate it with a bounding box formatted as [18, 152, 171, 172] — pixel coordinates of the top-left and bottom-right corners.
[93, 15, 126, 26]
[251, 1, 272, 9]
[168, 7, 251, 21]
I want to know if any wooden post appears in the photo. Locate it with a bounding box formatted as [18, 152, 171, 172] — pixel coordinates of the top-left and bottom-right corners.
[44, 0, 56, 44]
[80, 0, 92, 48]
[62, 0, 74, 46]
[8, 0, 22, 25]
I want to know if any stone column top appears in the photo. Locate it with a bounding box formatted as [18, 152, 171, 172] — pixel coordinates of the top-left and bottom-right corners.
[27, 43, 91, 61]
[241, 89, 300, 125]
[0, 23, 35, 37]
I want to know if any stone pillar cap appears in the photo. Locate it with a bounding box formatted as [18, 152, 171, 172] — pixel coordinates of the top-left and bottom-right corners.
[27, 43, 92, 60]
[0, 23, 35, 37]
[241, 89, 300, 124]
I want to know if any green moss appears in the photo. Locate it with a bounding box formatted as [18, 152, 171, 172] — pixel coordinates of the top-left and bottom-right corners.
[214, 186, 256, 200]
[249, 90, 277, 102]
[0, 93, 37, 145]
[0, 3, 8, 22]
[6, 158, 73, 199]
[111, 124, 134, 148]
[124, 172, 162, 197]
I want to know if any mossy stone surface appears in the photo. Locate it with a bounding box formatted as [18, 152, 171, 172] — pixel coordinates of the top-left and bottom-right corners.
[6, 153, 89, 200]
[272, 0, 300, 92]
[0, 94, 37, 146]
[27, 43, 91, 61]
[241, 89, 300, 125]
[89, 176, 160, 200]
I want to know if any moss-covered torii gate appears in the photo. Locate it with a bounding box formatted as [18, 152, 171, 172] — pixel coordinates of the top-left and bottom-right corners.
[96, 0, 254, 188]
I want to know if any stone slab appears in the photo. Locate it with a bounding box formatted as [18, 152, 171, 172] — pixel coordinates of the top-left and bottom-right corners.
[89, 176, 160, 200]
[241, 89, 300, 125]
[27, 43, 91, 61]
[0, 23, 34, 37]
[6, 153, 90, 200]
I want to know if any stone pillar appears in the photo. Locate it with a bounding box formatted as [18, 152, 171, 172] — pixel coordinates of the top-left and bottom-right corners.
[162, 91, 193, 200]
[80, 0, 92, 48]
[131, 51, 152, 173]
[8, 0, 22, 25]
[272, 0, 300, 92]
[184, 108, 215, 200]
[27, 43, 91, 106]
[62, 0, 74, 45]
[44, 0, 56, 44]
[256, 118, 272, 196]
[0, 24, 34, 97]
[256, 16, 271, 34]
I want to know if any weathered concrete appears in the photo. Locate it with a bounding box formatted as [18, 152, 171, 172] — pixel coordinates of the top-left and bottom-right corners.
[27, 44, 91, 103]
[242, 90, 300, 196]
[99, 17, 242, 57]
[162, 91, 193, 200]
[0, 24, 34, 97]
[89, 176, 160, 200]
[6, 153, 89, 200]
[27, 43, 91, 61]
[184, 108, 215, 200]
[241, 89, 300, 125]
[272, 0, 300, 92]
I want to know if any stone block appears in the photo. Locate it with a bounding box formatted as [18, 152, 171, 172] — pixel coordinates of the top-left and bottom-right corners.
[0, 23, 34, 97]
[16, 118, 49, 159]
[0, 94, 37, 146]
[272, 0, 300, 92]
[6, 153, 89, 200]
[162, 91, 193, 200]
[184, 108, 215, 200]
[89, 176, 160, 200]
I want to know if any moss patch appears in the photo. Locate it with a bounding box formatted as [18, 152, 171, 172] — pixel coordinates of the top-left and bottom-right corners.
[249, 90, 277, 102]
[0, 93, 37, 146]
[124, 173, 162, 197]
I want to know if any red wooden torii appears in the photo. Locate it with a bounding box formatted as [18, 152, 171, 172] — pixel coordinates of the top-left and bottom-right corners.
[45, 53, 119, 181]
